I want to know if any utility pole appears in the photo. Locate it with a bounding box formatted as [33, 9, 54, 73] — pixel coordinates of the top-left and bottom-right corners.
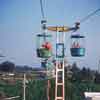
[98, 60, 100, 74]
[23, 73, 26, 100]
[47, 80, 50, 100]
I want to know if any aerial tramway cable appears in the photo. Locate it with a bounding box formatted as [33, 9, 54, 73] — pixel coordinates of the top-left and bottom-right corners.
[80, 8, 100, 23]
[73, 8, 100, 33]
[40, 0, 45, 19]
[76, 8, 100, 25]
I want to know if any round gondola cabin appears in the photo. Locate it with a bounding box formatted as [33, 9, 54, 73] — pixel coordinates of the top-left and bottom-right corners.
[36, 34, 52, 58]
[70, 34, 85, 57]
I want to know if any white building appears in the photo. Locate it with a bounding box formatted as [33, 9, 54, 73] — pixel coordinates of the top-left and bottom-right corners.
[84, 92, 100, 100]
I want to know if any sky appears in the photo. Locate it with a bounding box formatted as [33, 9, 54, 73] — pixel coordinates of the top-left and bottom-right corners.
[0, 0, 100, 69]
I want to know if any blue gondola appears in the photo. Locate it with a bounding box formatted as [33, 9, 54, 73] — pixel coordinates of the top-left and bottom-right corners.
[70, 35, 85, 57]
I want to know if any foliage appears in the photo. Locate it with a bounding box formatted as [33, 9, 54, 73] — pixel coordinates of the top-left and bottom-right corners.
[0, 62, 100, 100]
[0, 80, 22, 100]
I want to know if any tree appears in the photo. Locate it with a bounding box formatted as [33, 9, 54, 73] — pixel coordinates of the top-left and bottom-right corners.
[71, 62, 81, 81]
[80, 67, 93, 82]
[95, 71, 100, 84]
[0, 61, 15, 72]
[71, 62, 80, 73]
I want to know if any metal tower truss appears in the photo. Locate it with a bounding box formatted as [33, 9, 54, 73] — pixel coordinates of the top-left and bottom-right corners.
[55, 30, 65, 100]
[55, 59, 65, 100]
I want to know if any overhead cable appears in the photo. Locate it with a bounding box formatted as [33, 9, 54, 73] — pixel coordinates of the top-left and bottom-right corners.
[80, 8, 100, 23]
[40, 0, 45, 19]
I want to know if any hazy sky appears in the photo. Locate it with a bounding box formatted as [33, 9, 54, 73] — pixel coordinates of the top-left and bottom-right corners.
[0, 0, 100, 69]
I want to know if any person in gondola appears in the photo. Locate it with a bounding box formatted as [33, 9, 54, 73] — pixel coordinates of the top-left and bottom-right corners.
[42, 42, 52, 50]
[72, 41, 80, 48]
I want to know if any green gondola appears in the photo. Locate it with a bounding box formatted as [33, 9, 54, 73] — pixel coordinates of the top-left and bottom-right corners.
[36, 34, 52, 58]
